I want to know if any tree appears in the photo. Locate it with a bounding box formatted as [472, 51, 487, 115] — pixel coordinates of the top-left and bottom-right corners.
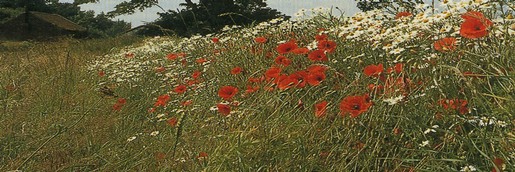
[356, 0, 389, 12]
[73, 0, 289, 37]
[72, 0, 162, 17]
[355, 0, 425, 13]
[151, 0, 288, 36]
[0, 0, 54, 22]
[0, 0, 131, 37]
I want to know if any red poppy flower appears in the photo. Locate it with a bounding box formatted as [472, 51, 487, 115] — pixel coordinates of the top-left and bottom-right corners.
[213, 49, 222, 55]
[231, 66, 243, 75]
[112, 103, 123, 111]
[317, 40, 337, 53]
[181, 59, 187, 66]
[192, 70, 201, 79]
[197, 151, 208, 159]
[197, 152, 207, 161]
[290, 71, 308, 88]
[439, 99, 453, 109]
[339, 94, 372, 118]
[368, 84, 384, 94]
[181, 100, 193, 106]
[177, 52, 186, 58]
[394, 63, 403, 74]
[274, 55, 292, 66]
[315, 34, 328, 42]
[461, 11, 493, 26]
[277, 75, 299, 90]
[307, 64, 327, 73]
[306, 72, 326, 86]
[196, 58, 208, 64]
[459, 11, 492, 39]
[364, 64, 384, 77]
[254, 37, 267, 43]
[273, 74, 286, 84]
[156, 66, 165, 73]
[218, 86, 238, 100]
[212, 37, 219, 43]
[187, 79, 197, 86]
[98, 71, 105, 77]
[434, 37, 457, 52]
[308, 50, 328, 61]
[117, 98, 127, 104]
[155, 152, 166, 160]
[492, 157, 504, 172]
[314, 101, 328, 118]
[393, 127, 402, 135]
[167, 53, 178, 60]
[167, 117, 178, 127]
[457, 100, 469, 115]
[354, 141, 365, 150]
[265, 67, 282, 81]
[248, 76, 264, 83]
[217, 103, 231, 116]
[174, 85, 187, 94]
[387, 63, 404, 74]
[125, 52, 134, 58]
[292, 47, 310, 55]
[154, 94, 171, 107]
[460, 18, 491, 39]
[276, 41, 298, 54]
[395, 11, 412, 19]
[264, 86, 274, 91]
[319, 151, 329, 159]
[438, 99, 469, 114]
[245, 85, 260, 94]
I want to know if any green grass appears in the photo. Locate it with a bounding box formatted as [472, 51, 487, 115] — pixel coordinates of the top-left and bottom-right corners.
[0, 36, 146, 171]
[1, 2, 515, 171]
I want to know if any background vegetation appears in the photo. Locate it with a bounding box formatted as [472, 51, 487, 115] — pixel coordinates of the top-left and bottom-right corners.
[0, 0, 131, 38]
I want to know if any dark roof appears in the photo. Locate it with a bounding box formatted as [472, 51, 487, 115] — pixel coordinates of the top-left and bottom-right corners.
[29, 11, 86, 32]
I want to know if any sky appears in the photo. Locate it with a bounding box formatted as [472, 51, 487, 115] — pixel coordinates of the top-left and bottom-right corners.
[59, 0, 361, 28]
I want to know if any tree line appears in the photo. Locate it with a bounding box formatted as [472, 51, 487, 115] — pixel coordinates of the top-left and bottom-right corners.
[1, 0, 428, 38]
[0, 0, 131, 38]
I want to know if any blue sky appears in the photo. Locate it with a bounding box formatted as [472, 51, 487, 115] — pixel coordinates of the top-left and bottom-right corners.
[59, 0, 360, 27]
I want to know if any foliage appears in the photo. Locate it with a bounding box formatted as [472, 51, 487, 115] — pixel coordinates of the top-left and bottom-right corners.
[0, 7, 23, 23]
[151, 0, 289, 37]
[355, 0, 425, 13]
[71, 0, 161, 17]
[71, 11, 131, 38]
[71, 0, 289, 37]
[0, 0, 131, 38]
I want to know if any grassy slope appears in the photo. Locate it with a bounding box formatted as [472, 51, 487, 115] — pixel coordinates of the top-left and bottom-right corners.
[1, 5, 515, 172]
[0, 36, 145, 171]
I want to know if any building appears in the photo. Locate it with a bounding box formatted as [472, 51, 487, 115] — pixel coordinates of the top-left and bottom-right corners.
[0, 11, 87, 40]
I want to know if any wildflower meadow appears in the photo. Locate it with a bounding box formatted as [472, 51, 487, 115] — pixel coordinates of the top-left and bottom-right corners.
[2, 0, 514, 171]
